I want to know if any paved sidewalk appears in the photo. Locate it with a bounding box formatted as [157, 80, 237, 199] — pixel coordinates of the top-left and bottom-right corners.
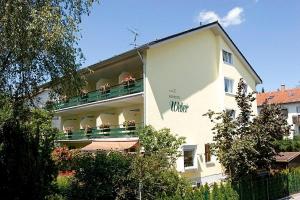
[278, 193, 300, 200]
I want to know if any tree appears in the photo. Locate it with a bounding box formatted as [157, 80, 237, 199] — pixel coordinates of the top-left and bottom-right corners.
[0, 108, 58, 199]
[0, 0, 98, 105]
[204, 79, 290, 180]
[0, 1, 98, 199]
[129, 126, 187, 199]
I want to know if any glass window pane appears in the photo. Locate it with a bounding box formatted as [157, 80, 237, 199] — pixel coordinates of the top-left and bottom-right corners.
[184, 150, 194, 167]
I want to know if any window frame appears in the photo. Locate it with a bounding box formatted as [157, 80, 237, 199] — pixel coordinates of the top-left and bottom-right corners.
[183, 145, 197, 170]
[222, 50, 233, 65]
[224, 77, 234, 94]
[296, 106, 300, 113]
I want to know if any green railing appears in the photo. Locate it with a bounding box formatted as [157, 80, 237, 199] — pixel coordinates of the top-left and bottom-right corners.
[57, 124, 141, 141]
[55, 78, 143, 110]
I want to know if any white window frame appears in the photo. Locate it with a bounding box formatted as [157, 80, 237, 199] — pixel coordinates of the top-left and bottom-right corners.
[183, 145, 197, 170]
[224, 77, 234, 94]
[222, 50, 233, 65]
[296, 106, 300, 113]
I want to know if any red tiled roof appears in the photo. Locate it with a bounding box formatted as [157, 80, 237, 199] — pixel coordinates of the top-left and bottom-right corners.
[275, 152, 300, 163]
[257, 88, 300, 106]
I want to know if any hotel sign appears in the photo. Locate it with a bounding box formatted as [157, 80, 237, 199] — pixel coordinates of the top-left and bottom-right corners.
[168, 89, 189, 113]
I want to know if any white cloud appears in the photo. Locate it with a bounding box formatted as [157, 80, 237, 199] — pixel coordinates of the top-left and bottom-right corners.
[196, 7, 245, 27]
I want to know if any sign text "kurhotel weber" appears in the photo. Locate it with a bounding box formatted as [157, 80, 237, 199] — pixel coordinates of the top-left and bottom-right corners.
[168, 89, 189, 113]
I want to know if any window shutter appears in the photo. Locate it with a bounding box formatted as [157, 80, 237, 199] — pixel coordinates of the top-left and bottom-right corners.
[205, 144, 211, 162]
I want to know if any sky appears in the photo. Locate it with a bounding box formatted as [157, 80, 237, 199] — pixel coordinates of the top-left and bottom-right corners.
[78, 0, 300, 92]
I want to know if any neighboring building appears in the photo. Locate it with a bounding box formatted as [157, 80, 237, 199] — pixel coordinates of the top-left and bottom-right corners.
[51, 21, 262, 185]
[257, 85, 300, 138]
[274, 152, 300, 170]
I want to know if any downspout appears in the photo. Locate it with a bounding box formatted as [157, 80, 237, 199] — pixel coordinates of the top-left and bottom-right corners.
[135, 48, 147, 127]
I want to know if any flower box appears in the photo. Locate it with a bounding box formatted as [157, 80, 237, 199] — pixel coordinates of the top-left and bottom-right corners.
[123, 120, 136, 130]
[99, 83, 111, 94]
[99, 123, 111, 132]
[121, 75, 136, 88]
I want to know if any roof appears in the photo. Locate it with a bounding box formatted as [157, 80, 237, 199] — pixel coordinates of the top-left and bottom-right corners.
[80, 140, 139, 151]
[257, 87, 300, 106]
[80, 21, 262, 84]
[275, 152, 300, 163]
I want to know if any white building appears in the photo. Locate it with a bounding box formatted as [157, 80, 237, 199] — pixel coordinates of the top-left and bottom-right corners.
[257, 85, 300, 138]
[47, 21, 261, 184]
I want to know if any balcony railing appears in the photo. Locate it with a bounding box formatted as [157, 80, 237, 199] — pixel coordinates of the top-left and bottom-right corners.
[55, 78, 143, 110]
[57, 123, 142, 141]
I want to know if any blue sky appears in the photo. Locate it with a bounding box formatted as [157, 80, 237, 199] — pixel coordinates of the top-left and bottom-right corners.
[78, 0, 300, 91]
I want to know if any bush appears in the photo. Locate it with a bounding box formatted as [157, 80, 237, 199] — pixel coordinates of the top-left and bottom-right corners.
[68, 151, 134, 200]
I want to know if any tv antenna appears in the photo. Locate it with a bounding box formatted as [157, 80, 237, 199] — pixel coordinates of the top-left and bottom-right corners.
[127, 27, 139, 48]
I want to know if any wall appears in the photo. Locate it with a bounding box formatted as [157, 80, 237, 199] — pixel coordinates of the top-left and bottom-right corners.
[282, 103, 300, 137]
[145, 28, 259, 183]
[219, 36, 258, 115]
[145, 29, 223, 182]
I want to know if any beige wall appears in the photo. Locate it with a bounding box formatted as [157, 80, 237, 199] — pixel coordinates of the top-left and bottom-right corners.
[145, 29, 223, 180]
[219, 36, 258, 115]
[60, 104, 143, 131]
[145, 29, 259, 182]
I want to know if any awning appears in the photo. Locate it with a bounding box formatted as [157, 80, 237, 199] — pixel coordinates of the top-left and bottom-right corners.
[81, 140, 139, 152]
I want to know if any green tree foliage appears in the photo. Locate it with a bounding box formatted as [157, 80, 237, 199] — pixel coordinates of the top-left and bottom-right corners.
[275, 136, 300, 152]
[0, 0, 98, 102]
[0, 1, 98, 199]
[0, 109, 58, 199]
[68, 151, 134, 200]
[204, 78, 290, 180]
[132, 126, 188, 199]
[60, 126, 188, 200]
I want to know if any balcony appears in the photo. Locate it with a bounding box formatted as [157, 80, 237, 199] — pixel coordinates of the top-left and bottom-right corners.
[55, 78, 143, 110]
[57, 123, 142, 141]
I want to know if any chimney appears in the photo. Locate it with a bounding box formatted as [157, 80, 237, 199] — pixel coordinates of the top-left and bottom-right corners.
[281, 84, 285, 91]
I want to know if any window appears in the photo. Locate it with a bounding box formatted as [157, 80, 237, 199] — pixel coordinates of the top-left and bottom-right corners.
[224, 78, 234, 93]
[226, 109, 236, 119]
[243, 84, 248, 95]
[183, 145, 196, 168]
[184, 150, 194, 167]
[223, 50, 233, 64]
[297, 106, 300, 113]
[205, 144, 211, 162]
[281, 108, 288, 119]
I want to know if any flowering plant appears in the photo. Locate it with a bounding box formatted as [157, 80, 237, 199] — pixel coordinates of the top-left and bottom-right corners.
[99, 123, 110, 129]
[121, 75, 136, 86]
[99, 83, 111, 93]
[84, 125, 92, 134]
[123, 120, 136, 127]
[51, 146, 73, 171]
[64, 127, 73, 134]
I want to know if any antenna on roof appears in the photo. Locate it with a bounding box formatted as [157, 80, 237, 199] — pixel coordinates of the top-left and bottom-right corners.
[199, 21, 202, 26]
[127, 27, 139, 48]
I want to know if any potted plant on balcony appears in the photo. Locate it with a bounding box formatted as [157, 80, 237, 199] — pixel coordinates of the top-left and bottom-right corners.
[80, 89, 88, 101]
[121, 75, 136, 89]
[123, 120, 136, 130]
[84, 125, 93, 137]
[99, 83, 111, 94]
[64, 127, 73, 139]
[99, 123, 111, 133]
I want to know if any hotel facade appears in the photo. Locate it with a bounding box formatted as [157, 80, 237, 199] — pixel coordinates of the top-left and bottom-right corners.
[51, 22, 262, 184]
